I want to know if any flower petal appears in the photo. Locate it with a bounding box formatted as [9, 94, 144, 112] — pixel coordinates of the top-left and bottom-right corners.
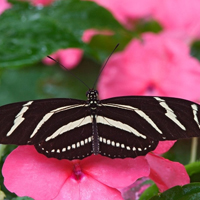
[98, 32, 200, 102]
[58, 49, 83, 69]
[153, 141, 176, 155]
[3, 146, 73, 200]
[55, 175, 123, 200]
[31, 0, 55, 6]
[0, 0, 11, 15]
[81, 154, 150, 188]
[146, 153, 190, 192]
[153, 0, 200, 39]
[43, 49, 83, 69]
[89, 0, 157, 29]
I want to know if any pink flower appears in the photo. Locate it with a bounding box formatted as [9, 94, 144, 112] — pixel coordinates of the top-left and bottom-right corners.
[146, 153, 189, 192]
[43, 29, 113, 69]
[152, 0, 200, 40]
[89, 0, 200, 40]
[88, 0, 158, 29]
[43, 48, 84, 70]
[27, 0, 55, 6]
[3, 146, 149, 200]
[98, 32, 200, 101]
[0, 0, 11, 15]
[2, 140, 189, 199]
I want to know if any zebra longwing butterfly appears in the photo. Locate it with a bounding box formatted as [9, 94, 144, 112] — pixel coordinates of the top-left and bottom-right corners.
[0, 48, 200, 160]
[0, 93, 200, 160]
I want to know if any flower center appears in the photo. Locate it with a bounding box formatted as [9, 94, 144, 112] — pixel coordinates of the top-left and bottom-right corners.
[147, 84, 154, 93]
[144, 83, 157, 95]
[72, 162, 84, 181]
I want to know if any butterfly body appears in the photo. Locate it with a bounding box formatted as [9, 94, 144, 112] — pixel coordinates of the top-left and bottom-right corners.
[0, 88, 200, 160]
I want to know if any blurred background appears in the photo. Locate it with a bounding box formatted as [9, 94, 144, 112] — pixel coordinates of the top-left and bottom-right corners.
[1, 0, 200, 199]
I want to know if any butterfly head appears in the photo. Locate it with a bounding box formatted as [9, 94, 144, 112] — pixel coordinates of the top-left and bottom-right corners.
[86, 89, 99, 101]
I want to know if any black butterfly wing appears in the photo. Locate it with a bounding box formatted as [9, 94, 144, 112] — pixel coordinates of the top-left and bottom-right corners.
[0, 99, 93, 160]
[97, 96, 200, 158]
[1, 95, 200, 160]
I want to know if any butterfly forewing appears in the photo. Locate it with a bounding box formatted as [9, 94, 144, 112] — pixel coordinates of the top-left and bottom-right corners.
[99, 96, 200, 141]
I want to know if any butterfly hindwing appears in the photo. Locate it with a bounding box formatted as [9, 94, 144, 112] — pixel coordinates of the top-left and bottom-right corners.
[34, 123, 93, 160]
[97, 122, 159, 158]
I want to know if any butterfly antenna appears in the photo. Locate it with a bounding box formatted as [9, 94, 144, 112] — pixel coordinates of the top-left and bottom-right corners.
[92, 43, 119, 89]
[47, 56, 90, 89]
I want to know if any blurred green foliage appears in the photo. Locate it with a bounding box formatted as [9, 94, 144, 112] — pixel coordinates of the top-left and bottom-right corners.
[0, 0, 126, 68]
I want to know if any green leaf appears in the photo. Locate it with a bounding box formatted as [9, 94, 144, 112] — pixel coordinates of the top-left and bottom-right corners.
[163, 139, 196, 165]
[88, 33, 134, 63]
[0, 144, 17, 199]
[0, 0, 123, 68]
[150, 183, 200, 200]
[0, 186, 6, 200]
[134, 19, 162, 34]
[191, 41, 200, 61]
[139, 184, 159, 200]
[13, 197, 33, 200]
[185, 162, 200, 182]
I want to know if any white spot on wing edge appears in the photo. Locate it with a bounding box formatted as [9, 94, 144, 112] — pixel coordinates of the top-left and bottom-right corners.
[57, 149, 60, 153]
[6, 101, 33, 136]
[116, 142, 120, 147]
[154, 97, 186, 130]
